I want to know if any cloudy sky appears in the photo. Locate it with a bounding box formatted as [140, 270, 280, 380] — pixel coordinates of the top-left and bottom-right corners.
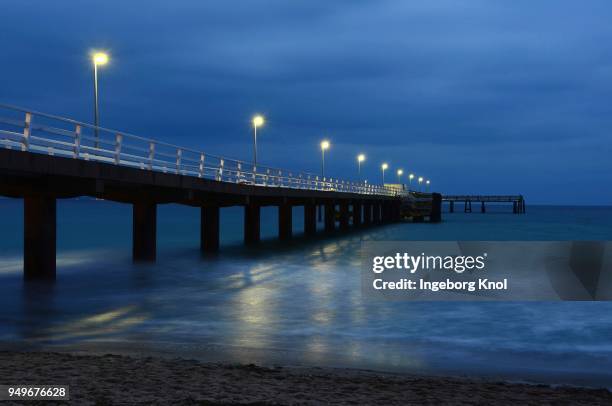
[2, 1, 611, 204]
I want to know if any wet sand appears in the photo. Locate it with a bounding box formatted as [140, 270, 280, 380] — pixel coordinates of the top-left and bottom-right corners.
[1, 352, 611, 405]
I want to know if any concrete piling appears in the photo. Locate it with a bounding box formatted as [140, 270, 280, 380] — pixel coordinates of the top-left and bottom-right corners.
[24, 196, 56, 279]
[133, 201, 157, 262]
[244, 203, 261, 244]
[279, 203, 293, 240]
[201, 206, 220, 253]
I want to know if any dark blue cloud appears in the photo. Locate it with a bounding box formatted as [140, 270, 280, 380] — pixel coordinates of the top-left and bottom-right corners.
[1, 0, 611, 204]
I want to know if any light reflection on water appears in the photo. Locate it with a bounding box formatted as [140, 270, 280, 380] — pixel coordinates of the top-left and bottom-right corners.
[0, 201, 611, 387]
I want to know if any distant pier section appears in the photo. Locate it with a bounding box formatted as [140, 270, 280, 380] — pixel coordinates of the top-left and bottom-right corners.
[443, 195, 525, 214]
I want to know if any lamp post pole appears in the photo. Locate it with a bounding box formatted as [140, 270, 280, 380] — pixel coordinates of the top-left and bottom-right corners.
[320, 140, 330, 178]
[318, 140, 330, 221]
[93, 62, 100, 147]
[91, 52, 108, 149]
[253, 125, 257, 165]
[381, 163, 388, 184]
[321, 148, 325, 178]
[357, 154, 365, 181]
[252, 115, 264, 167]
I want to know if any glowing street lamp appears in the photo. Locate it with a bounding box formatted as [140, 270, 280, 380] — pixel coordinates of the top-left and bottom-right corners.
[381, 163, 388, 184]
[396, 169, 403, 183]
[357, 154, 365, 179]
[418, 176, 423, 191]
[91, 51, 109, 148]
[320, 140, 330, 178]
[408, 173, 415, 189]
[426, 179, 431, 192]
[252, 114, 265, 166]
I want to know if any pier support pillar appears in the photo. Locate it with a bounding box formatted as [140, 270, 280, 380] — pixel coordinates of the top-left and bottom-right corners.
[24, 196, 56, 280]
[394, 201, 402, 221]
[373, 202, 382, 224]
[513, 201, 518, 214]
[352, 201, 362, 227]
[244, 204, 261, 244]
[133, 201, 157, 262]
[449, 201, 454, 213]
[386, 202, 393, 222]
[304, 203, 317, 235]
[324, 202, 335, 232]
[464, 200, 472, 213]
[278, 203, 292, 240]
[201, 206, 220, 253]
[430, 193, 442, 223]
[481, 201, 486, 213]
[382, 202, 391, 223]
[362, 202, 371, 225]
[339, 201, 349, 230]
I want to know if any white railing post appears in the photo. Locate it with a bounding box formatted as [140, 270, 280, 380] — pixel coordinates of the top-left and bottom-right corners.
[199, 153, 205, 178]
[148, 142, 155, 170]
[176, 148, 182, 174]
[114, 133, 123, 165]
[73, 124, 81, 158]
[265, 169, 270, 186]
[217, 159, 224, 181]
[237, 162, 242, 183]
[22, 112, 31, 152]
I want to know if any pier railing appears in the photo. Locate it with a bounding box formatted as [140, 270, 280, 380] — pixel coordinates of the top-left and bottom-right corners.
[0, 104, 397, 196]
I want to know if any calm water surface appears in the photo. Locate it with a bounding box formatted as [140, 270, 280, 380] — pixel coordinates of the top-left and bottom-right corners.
[1, 199, 611, 387]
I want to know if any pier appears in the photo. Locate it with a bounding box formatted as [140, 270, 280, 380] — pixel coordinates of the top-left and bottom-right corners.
[443, 195, 525, 214]
[0, 104, 440, 280]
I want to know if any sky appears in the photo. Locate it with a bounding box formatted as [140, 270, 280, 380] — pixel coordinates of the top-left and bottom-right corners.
[1, 0, 611, 204]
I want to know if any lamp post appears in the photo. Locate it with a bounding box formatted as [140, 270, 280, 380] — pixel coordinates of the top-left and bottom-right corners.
[318, 140, 330, 222]
[396, 169, 403, 183]
[252, 115, 264, 167]
[426, 179, 430, 192]
[320, 140, 330, 178]
[381, 163, 388, 184]
[357, 154, 365, 180]
[409, 173, 414, 189]
[92, 52, 109, 148]
[418, 176, 423, 191]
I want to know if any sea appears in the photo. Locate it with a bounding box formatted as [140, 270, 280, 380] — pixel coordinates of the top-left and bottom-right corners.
[1, 199, 611, 388]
